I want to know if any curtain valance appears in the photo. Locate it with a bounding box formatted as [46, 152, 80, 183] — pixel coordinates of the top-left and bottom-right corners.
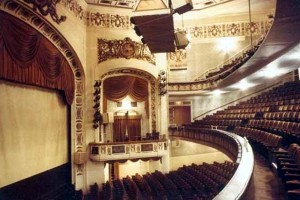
[103, 76, 148, 102]
[0, 11, 74, 105]
[103, 76, 149, 117]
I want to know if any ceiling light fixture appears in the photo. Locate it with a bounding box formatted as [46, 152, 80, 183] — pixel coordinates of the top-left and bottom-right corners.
[232, 79, 256, 91]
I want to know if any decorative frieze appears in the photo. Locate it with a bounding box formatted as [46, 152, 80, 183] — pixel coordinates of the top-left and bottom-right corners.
[98, 37, 155, 65]
[188, 20, 273, 39]
[60, 0, 273, 37]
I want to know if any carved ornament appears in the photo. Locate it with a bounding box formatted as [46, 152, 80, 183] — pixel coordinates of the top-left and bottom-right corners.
[97, 37, 155, 65]
[24, 0, 66, 24]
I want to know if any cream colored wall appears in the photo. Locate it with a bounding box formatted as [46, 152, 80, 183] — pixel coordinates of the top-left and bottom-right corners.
[170, 139, 231, 171]
[56, 0, 87, 71]
[0, 80, 68, 188]
[118, 159, 162, 179]
[169, 36, 254, 82]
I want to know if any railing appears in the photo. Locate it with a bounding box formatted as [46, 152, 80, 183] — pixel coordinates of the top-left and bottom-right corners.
[170, 128, 254, 200]
[168, 79, 218, 92]
[167, 35, 268, 92]
[89, 139, 168, 162]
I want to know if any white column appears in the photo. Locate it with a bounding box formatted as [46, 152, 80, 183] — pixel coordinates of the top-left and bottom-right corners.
[155, 53, 170, 172]
[86, 161, 105, 192]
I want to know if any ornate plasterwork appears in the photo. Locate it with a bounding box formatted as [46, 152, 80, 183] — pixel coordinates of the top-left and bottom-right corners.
[188, 20, 273, 39]
[24, 0, 66, 24]
[61, 0, 273, 36]
[61, 0, 130, 28]
[100, 69, 157, 131]
[168, 49, 187, 69]
[98, 37, 155, 65]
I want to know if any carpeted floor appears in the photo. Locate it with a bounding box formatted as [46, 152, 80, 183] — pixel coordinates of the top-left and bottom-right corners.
[242, 153, 287, 200]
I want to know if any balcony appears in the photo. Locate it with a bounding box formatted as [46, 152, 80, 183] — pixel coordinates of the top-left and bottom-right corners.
[89, 139, 168, 162]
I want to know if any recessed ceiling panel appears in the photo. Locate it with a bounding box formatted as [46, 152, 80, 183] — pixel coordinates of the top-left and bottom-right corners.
[135, 0, 168, 10]
[85, 0, 235, 10]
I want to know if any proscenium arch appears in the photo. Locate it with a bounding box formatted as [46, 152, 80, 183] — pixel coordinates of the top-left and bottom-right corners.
[100, 68, 157, 132]
[0, 0, 86, 189]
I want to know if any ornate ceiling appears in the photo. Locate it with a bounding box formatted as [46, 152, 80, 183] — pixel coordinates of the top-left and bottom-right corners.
[85, 0, 234, 10]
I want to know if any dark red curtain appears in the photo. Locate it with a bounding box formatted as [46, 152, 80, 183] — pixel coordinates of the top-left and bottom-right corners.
[127, 118, 141, 141]
[0, 11, 74, 105]
[103, 76, 148, 102]
[113, 118, 127, 142]
[113, 115, 141, 142]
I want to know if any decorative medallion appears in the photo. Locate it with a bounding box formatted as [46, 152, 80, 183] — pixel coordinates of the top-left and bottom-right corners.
[120, 40, 135, 58]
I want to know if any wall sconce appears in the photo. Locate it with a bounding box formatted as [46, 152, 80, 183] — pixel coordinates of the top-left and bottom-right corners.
[158, 70, 167, 96]
[93, 80, 102, 129]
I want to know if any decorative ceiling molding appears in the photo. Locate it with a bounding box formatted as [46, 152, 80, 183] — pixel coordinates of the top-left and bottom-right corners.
[61, 0, 273, 42]
[186, 20, 273, 39]
[97, 37, 155, 65]
[84, 0, 234, 11]
[0, 0, 84, 79]
[86, 0, 136, 9]
[23, 0, 66, 24]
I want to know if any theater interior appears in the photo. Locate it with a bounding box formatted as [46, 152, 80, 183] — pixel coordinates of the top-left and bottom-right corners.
[1, 0, 300, 199]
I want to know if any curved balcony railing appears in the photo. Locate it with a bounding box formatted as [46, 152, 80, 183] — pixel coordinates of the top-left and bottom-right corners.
[170, 128, 254, 200]
[194, 35, 267, 82]
[168, 35, 267, 92]
[168, 0, 300, 92]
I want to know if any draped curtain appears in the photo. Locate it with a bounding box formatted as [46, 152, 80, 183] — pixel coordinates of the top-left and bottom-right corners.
[103, 76, 149, 117]
[113, 115, 141, 142]
[127, 118, 141, 141]
[0, 11, 74, 105]
[113, 118, 127, 142]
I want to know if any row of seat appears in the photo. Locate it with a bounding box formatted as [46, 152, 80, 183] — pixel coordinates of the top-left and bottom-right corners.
[186, 81, 300, 200]
[248, 119, 300, 136]
[263, 111, 300, 122]
[233, 126, 282, 158]
[217, 103, 300, 114]
[245, 95, 300, 105]
[271, 143, 300, 200]
[97, 161, 237, 200]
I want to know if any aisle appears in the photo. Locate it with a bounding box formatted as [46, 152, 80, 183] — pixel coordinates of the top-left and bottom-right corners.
[242, 153, 286, 200]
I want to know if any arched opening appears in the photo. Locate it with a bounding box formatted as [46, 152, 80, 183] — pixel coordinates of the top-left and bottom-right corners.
[103, 75, 151, 142]
[0, 9, 84, 198]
